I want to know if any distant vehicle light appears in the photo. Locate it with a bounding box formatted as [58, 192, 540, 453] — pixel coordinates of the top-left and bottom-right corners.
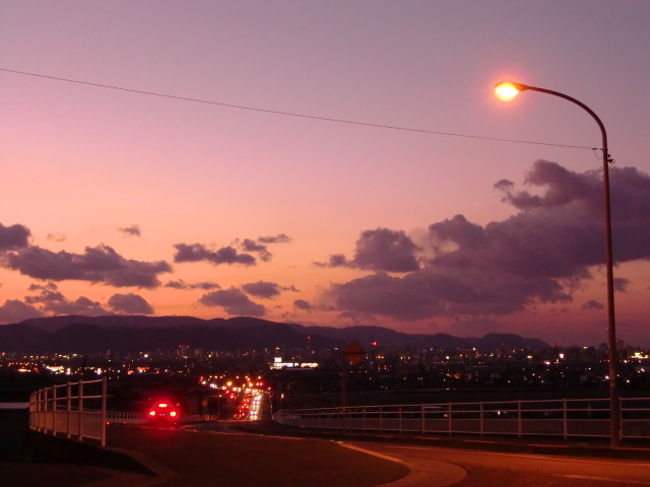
[149, 410, 156, 416]
[170, 411, 177, 417]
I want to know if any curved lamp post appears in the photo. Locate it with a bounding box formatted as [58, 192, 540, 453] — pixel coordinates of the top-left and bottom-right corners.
[494, 81, 620, 446]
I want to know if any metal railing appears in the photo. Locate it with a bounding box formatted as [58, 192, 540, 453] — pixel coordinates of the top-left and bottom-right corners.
[29, 378, 107, 447]
[275, 397, 650, 440]
[105, 411, 220, 424]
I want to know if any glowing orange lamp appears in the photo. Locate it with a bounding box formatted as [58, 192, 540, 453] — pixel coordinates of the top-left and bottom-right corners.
[494, 81, 526, 101]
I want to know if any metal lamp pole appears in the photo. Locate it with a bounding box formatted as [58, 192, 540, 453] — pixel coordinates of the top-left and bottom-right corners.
[495, 82, 620, 446]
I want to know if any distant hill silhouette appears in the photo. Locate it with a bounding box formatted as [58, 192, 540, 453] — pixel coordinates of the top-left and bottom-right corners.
[0, 315, 548, 353]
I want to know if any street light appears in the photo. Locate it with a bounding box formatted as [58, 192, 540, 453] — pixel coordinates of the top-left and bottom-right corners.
[494, 81, 620, 446]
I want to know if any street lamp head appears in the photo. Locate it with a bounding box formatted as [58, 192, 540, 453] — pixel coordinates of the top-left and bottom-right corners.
[494, 81, 526, 101]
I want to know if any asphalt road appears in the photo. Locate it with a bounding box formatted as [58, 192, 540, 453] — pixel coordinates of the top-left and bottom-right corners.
[108, 425, 408, 487]
[352, 441, 650, 487]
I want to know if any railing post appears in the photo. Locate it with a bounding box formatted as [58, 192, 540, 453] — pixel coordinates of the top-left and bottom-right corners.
[448, 403, 452, 436]
[28, 392, 32, 431]
[52, 386, 57, 437]
[41, 388, 45, 431]
[619, 396, 624, 440]
[44, 388, 49, 432]
[78, 381, 84, 440]
[67, 382, 72, 439]
[101, 377, 107, 447]
[38, 389, 42, 431]
[398, 405, 402, 433]
[517, 400, 522, 438]
[33, 391, 37, 430]
[379, 406, 383, 432]
[562, 399, 568, 439]
[480, 402, 484, 436]
[421, 405, 425, 434]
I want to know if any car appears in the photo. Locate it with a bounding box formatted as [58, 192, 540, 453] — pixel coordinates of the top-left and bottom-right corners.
[147, 400, 181, 424]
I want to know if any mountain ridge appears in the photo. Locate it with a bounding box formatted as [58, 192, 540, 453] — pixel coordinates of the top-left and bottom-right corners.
[0, 314, 549, 352]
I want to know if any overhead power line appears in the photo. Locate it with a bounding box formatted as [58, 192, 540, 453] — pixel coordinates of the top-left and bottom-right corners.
[0, 67, 596, 151]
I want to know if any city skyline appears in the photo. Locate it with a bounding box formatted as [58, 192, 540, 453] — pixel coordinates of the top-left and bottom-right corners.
[1, 1, 649, 346]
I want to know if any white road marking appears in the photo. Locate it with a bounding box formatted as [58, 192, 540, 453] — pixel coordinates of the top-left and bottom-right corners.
[337, 442, 406, 464]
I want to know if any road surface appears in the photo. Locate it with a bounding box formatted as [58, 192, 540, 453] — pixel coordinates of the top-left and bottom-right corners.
[350, 440, 650, 487]
[107, 424, 407, 486]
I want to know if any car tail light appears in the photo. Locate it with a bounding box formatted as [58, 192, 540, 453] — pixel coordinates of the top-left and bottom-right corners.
[149, 410, 156, 416]
[170, 411, 177, 417]
[158, 403, 168, 408]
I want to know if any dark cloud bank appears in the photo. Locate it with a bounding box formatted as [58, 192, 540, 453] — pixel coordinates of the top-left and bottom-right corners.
[327, 161, 650, 320]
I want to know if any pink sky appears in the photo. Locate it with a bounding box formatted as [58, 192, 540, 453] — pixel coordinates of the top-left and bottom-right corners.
[1, 1, 649, 345]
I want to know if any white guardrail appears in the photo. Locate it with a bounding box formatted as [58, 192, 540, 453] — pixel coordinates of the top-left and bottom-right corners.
[29, 378, 107, 447]
[275, 397, 650, 440]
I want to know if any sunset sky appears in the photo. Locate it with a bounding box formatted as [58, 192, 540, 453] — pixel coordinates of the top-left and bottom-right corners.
[1, 1, 648, 345]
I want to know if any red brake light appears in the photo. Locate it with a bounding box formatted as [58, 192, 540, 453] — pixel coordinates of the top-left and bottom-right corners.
[158, 403, 168, 408]
[149, 410, 156, 416]
[170, 411, 177, 417]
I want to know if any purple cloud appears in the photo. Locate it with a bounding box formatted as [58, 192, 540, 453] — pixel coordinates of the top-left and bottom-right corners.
[108, 293, 154, 314]
[328, 161, 650, 320]
[164, 279, 220, 290]
[613, 278, 630, 292]
[119, 225, 141, 237]
[3, 244, 171, 288]
[174, 243, 255, 266]
[0, 223, 30, 251]
[582, 300, 605, 310]
[258, 234, 292, 244]
[315, 228, 419, 272]
[46, 233, 66, 243]
[25, 282, 108, 315]
[0, 299, 43, 323]
[199, 288, 265, 316]
[242, 281, 281, 299]
[293, 299, 313, 311]
[241, 239, 271, 262]
[314, 254, 350, 268]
